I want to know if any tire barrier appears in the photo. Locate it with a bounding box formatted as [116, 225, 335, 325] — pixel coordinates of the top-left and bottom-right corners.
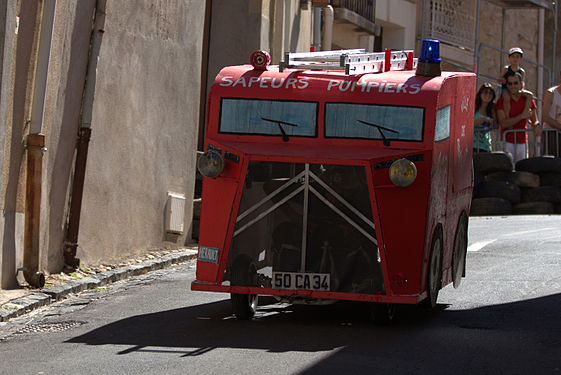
[471, 152, 561, 215]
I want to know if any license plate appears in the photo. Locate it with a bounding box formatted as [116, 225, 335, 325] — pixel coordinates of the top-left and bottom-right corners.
[272, 272, 330, 291]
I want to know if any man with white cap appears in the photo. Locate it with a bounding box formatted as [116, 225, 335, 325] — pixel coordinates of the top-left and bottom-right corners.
[497, 71, 541, 163]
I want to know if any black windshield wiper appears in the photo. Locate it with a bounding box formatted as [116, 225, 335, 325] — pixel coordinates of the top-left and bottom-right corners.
[357, 120, 399, 146]
[261, 117, 299, 142]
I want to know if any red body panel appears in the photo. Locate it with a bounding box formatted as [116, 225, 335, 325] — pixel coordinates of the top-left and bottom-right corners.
[192, 62, 475, 305]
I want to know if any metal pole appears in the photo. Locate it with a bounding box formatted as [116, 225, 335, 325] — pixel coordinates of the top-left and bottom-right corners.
[475, 0, 481, 88]
[553, 0, 558, 85]
[29, 0, 56, 135]
[501, 8, 506, 69]
[421, 0, 426, 42]
[313, 6, 321, 51]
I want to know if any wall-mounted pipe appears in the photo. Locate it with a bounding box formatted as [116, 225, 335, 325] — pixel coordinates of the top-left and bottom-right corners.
[321, 5, 333, 51]
[313, 6, 321, 50]
[64, 0, 106, 269]
[23, 0, 57, 288]
[29, 0, 55, 134]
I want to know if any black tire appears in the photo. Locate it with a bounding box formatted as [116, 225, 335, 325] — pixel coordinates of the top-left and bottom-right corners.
[555, 203, 561, 214]
[538, 172, 561, 187]
[520, 186, 561, 204]
[485, 171, 540, 188]
[452, 213, 468, 288]
[370, 303, 397, 325]
[473, 181, 521, 203]
[515, 156, 561, 174]
[512, 202, 555, 215]
[230, 254, 258, 320]
[474, 170, 485, 187]
[421, 228, 442, 309]
[470, 197, 512, 216]
[473, 152, 513, 174]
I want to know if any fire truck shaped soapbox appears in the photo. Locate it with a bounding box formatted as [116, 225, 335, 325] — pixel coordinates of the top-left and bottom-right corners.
[192, 40, 475, 321]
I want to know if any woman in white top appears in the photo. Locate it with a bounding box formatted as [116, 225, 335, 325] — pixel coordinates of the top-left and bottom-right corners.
[541, 76, 561, 156]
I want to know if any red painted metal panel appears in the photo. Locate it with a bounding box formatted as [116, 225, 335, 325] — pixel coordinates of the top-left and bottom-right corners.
[194, 58, 476, 306]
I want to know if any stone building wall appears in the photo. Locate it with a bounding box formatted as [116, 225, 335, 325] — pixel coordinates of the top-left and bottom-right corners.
[478, 3, 540, 96]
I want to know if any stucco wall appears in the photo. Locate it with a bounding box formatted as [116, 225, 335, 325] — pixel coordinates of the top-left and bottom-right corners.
[0, 0, 204, 285]
[76, 0, 204, 265]
[41, 0, 96, 272]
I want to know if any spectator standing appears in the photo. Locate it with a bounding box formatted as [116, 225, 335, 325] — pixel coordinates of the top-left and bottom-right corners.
[498, 47, 532, 118]
[473, 83, 497, 153]
[497, 72, 541, 163]
[541, 71, 561, 156]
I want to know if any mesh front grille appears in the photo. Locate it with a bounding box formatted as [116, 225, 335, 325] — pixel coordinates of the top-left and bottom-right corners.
[225, 162, 384, 295]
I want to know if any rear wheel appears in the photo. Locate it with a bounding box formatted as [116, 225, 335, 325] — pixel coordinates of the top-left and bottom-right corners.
[421, 228, 442, 309]
[230, 254, 258, 320]
[452, 213, 468, 288]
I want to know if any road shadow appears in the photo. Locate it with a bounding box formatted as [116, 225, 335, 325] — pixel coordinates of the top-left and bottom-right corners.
[67, 293, 561, 373]
[66, 297, 439, 353]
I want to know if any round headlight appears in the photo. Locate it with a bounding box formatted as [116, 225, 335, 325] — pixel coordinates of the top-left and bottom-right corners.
[389, 158, 417, 187]
[197, 150, 224, 178]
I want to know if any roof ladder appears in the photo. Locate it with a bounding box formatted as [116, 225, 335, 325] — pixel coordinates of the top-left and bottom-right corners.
[279, 49, 417, 75]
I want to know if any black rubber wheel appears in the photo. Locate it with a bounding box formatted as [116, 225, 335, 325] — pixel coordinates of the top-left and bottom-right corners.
[474, 170, 485, 187]
[370, 303, 397, 325]
[473, 152, 513, 174]
[515, 156, 561, 174]
[470, 197, 512, 216]
[452, 213, 468, 288]
[230, 254, 258, 320]
[521, 186, 561, 204]
[512, 201, 555, 215]
[473, 181, 521, 203]
[539, 172, 561, 187]
[421, 228, 442, 309]
[485, 171, 540, 188]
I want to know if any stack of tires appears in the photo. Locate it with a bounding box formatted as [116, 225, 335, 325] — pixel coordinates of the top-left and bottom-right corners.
[471, 153, 561, 215]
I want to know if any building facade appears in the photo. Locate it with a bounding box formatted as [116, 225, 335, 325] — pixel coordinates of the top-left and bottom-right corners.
[0, 0, 205, 288]
[0, 0, 556, 289]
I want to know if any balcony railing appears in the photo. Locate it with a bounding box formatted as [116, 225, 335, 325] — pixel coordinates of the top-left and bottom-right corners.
[331, 0, 375, 22]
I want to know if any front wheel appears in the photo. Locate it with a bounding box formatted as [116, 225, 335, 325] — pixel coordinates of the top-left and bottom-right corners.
[421, 228, 442, 309]
[231, 293, 258, 320]
[452, 213, 468, 288]
[230, 254, 258, 320]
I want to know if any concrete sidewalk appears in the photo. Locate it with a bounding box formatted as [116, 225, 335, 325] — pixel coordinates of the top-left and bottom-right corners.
[0, 246, 198, 322]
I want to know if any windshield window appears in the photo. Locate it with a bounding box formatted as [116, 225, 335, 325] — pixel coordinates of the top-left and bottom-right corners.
[325, 103, 424, 142]
[219, 98, 318, 137]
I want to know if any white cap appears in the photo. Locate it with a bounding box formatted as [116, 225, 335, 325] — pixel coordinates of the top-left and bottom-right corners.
[509, 47, 523, 56]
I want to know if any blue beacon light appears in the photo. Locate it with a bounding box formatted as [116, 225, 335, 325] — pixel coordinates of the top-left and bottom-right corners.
[416, 39, 441, 76]
[419, 39, 441, 63]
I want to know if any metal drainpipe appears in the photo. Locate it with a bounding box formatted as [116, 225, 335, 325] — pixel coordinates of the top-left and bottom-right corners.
[23, 0, 56, 288]
[313, 6, 321, 50]
[321, 5, 333, 51]
[63, 0, 106, 269]
[538, 8, 544, 115]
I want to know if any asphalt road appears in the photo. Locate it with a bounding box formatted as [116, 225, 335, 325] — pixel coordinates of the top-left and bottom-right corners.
[1, 216, 560, 374]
